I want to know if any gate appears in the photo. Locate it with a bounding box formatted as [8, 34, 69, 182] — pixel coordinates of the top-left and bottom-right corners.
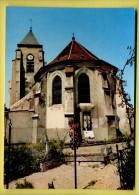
[116, 144, 135, 189]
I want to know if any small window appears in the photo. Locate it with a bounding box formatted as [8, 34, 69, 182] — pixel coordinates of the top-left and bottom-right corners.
[52, 76, 62, 104]
[27, 62, 34, 72]
[78, 73, 90, 103]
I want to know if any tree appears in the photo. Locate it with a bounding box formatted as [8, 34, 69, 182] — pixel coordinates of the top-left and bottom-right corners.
[116, 47, 135, 190]
[116, 46, 135, 136]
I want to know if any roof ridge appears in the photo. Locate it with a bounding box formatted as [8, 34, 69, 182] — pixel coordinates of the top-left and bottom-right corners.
[52, 41, 72, 61]
[77, 41, 99, 60]
[68, 40, 74, 59]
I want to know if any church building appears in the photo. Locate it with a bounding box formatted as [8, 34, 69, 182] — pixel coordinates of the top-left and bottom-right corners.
[6, 28, 131, 143]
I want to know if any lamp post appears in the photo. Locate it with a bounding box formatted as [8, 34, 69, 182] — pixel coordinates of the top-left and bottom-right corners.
[73, 138, 77, 189]
[69, 123, 79, 189]
[6, 119, 12, 189]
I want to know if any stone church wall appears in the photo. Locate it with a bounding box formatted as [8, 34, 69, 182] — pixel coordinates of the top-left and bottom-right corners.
[46, 105, 67, 140]
[44, 70, 68, 140]
[75, 67, 112, 141]
[37, 101, 47, 142]
[7, 110, 34, 143]
[37, 78, 47, 142]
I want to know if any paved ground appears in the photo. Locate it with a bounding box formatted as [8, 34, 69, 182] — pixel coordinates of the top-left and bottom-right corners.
[9, 162, 120, 189]
[8, 142, 125, 189]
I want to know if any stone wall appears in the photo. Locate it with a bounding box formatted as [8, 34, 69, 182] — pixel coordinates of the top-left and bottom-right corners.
[7, 110, 34, 143]
[9, 46, 44, 107]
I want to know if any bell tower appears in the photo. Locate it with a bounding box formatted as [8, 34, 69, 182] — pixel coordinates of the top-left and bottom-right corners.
[9, 28, 45, 106]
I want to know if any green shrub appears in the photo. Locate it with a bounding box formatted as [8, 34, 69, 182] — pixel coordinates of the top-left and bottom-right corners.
[41, 138, 66, 170]
[4, 143, 45, 183]
[27, 143, 46, 171]
[49, 139, 65, 159]
[16, 179, 34, 189]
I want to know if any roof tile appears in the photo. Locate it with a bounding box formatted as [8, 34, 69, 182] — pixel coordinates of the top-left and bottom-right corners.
[48, 39, 99, 65]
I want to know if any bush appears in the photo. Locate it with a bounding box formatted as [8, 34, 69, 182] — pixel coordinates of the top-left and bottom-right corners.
[27, 143, 46, 171]
[49, 139, 65, 159]
[4, 143, 45, 183]
[16, 179, 34, 189]
[41, 139, 66, 170]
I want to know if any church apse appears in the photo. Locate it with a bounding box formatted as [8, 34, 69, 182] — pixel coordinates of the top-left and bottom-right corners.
[7, 32, 131, 143]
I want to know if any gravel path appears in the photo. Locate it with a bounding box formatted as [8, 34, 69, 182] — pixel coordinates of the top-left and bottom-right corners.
[9, 162, 120, 189]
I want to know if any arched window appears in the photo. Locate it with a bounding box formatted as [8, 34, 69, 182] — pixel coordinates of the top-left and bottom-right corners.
[52, 76, 62, 104]
[78, 73, 90, 103]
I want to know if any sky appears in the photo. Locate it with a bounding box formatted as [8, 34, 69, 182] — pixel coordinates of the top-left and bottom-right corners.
[5, 7, 135, 107]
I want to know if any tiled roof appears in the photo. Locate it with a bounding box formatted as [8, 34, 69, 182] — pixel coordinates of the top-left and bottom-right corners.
[48, 37, 99, 65]
[19, 29, 41, 45]
[34, 37, 118, 82]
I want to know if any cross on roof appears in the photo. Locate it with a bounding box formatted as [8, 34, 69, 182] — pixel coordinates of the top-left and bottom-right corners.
[72, 32, 75, 40]
[30, 18, 32, 31]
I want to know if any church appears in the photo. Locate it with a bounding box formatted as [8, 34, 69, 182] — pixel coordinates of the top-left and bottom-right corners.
[6, 28, 131, 143]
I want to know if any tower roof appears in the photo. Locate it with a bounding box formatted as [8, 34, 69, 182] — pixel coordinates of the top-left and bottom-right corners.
[48, 37, 99, 66]
[18, 28, 41, 46]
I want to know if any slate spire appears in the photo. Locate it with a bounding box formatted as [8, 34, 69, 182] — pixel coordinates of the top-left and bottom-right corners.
[19, 28, 41, 46]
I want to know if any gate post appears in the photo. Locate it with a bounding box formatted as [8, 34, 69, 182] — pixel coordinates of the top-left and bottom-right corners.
[6, 119, 12, 189]
[116, 144, 123, 188]
[74, 140, 77, 189]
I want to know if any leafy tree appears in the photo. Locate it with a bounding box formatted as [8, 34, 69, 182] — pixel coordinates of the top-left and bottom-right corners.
[116, 47, 135, 190]
[116, 47, 135, 136]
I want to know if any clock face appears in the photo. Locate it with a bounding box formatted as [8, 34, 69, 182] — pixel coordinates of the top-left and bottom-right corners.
[27, 54, 34, 60]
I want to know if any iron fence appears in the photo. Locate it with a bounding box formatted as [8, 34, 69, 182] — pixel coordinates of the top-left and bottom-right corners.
[116, 144, 135, 190]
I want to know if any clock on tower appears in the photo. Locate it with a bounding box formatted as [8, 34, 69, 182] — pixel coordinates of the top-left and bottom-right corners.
[27, 54, 34, 61]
